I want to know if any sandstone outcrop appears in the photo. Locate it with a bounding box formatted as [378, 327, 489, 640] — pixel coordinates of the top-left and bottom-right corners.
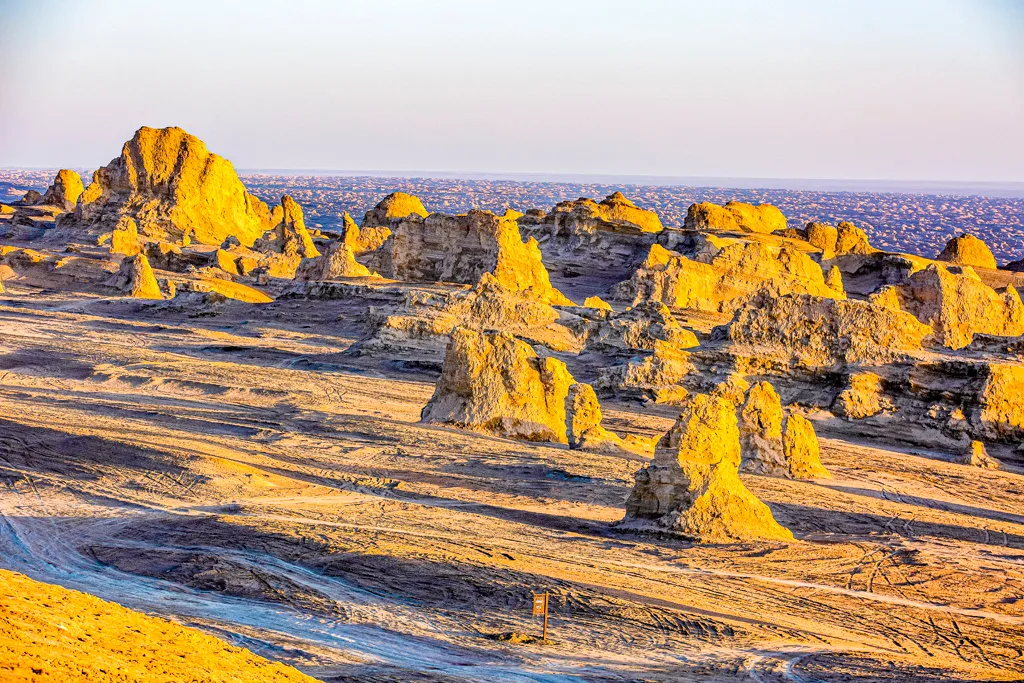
[957, 440, 1000, 469]
[584, 295, 613, 311]
[832, 372, 889, 419]
[595, 340, 693, 404]
[937, 234, 997, 270]
[835, 221, 874, 256]
[613, 239, 839, 313]
[622, 393, 793, 542]
[362, 192, 428, 228]
[973, 363, 1024, 441]
[109, 216, 142, 256]
[585, 300, 698, 353]
[341, 211, 390, 254]
[543, 192, 663, 234]
[684, 201, 787, 234]
[68, 126, 276, 246]
[420, 327, 574, 442]
[296, 241, 372, 280]
[372, 209, 571, 305]
[724, 292, 932, 368]
[39, 169, 84, 211]
[783, 414, 830, 479]
[255, 195, 320, 259]
[109, 253, 162, 299]
[564, 382, 649, 454]
[805, 222, 838, 255]
[893, 264, 1024, 350]
[18, 190, 43, 205]
[737, 381, 829, 479]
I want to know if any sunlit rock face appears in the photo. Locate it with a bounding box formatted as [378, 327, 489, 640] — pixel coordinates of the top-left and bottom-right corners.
[892, 264, 1024, 350]
[622, 392, 794, 542]
[109, 252, 162, 299]
[936, 233, 997, 270]
[372, 209, 571, 305]
[683, 201, 787, 234]
[361, 191, 428, 228]
[737, 381, 829, 480]
[613, 237, 840, 313]
[69, 126, 276, 247]
[39, 169, 85, 211]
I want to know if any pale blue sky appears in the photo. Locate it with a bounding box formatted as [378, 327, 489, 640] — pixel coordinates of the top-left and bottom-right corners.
[0, 0, 1021, 181]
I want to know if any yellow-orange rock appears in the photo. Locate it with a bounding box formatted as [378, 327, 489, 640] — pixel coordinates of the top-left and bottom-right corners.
[833, 372, 888, 419]
[623, 393, 793, 542]
[936, 234, 997, 270]
[957, 440, 1000, 469]
[297, 241, 372, 280]
[684, 201, 787, 234]
[362, 192, 428, 227]
[40, 169, 84, 211]
[110, 253, 162, 299]
[109, 216, 142, 257]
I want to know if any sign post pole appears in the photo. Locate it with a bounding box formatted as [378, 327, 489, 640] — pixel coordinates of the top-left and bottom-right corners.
[542, 592, 549, 642]
[532, 592, 550, 642]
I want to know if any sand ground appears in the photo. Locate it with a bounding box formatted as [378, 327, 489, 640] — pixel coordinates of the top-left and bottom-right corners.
[0, 286, 1022, 682]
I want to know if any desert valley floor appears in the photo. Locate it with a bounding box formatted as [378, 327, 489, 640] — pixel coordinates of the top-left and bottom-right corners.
[0, 286, 1021, 682]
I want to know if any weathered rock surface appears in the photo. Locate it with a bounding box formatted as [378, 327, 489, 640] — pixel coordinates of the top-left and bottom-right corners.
[109, 216, 142, 256]
[255, 195, 320, 259]
[957, 440, 1000, 469]
[420, 327, 574, 442]
[805, 222, 838, 255]
[724, 292, 932, 368]
[832, 372, 889, 419]
[543, 192, 663, 234]
[585, 300, 698, 353]
[613, 239, 837, 313]
[39, 169, 85, 211]
[893, 264, 1024, 350]
[783, 413, 830, 479]
[67, 126, 276, 246]
[974, 363, 1024, 441]
[372, 209, 570, 305]
[341, 211, 391, 254]
[937, 234, 997, 270]
[109, 253, 162, 299]
[684, 201, 787, 234]
[736, 381, 829, 479]
[595, 340, 693, 404]
[362, 192, 428, 228]
[297, 241, 372, 280]
[564, 382, 649, 455]
[622, 393, 793, 542]
[835, 221, 874, 256]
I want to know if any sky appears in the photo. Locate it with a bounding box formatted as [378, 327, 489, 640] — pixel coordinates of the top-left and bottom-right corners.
[0, 0, 1022, 182]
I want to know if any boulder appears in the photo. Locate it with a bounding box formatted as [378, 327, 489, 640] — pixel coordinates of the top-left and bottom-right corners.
[835, 221, 874, 256]
[614, 239, 839, 313]
[362, 192, 428, 228]
[214, 249, 240, 276]
[110, 253, 162, 299]
[296, 241, 372, 280]
[724, 292, 932, 368]
[783, 414, 830, 479]
[894, 264, 1024, 350]
[805, 222, 838, 255]
[957, 440, 1000, 469]
[68, 126, 276, 246]
[420, 327, 574, 443]
[372, 209, 571, 305]
[109, 216, 142, 256]
[936, 234, 997, 270]
[39, 169, 85, 211]
[684, 201, 787, 234]
[622, 393, 793, 542]
[832, 372, 888, 419]
[583, 295, 613, 311]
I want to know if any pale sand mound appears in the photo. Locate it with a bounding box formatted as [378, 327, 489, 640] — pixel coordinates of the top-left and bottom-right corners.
[623, 393, 794, 542]
[0, 569, 316, 683]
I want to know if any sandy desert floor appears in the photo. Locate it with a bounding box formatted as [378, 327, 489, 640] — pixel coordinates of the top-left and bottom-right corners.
[0, 285, 1022, 682]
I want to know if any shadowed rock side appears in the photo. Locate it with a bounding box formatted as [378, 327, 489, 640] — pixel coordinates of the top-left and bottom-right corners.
[361, 191, 428, 228]
[736, 381, 830, 479]
[372, 209, 571, 305]
[421, 327, 576, 442]
[684, 201, 787, 234]
[565, 382, 653, 455]
[937, 233, 997, 270]
[107, 253, 162, 299]
[64, 126, 276, 246]
[622, 393, 794, 542]
[613, 237, 842, 312]
[255, 195, 320, 259]
[0, 569, 317, 683]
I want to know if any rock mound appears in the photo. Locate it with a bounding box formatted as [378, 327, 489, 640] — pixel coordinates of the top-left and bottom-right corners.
[684, 201, 787, 234]
[783, 414, 830, 479]
[255, 195, 320, 259]
[957, 440, 1000, 469]
[804, 222, 838, 255]
[109, 216, 142, 256]
[69, 126, 275, 246]
[565, 382, 647, 454]
[585, 300, 698, 352]
[893, 264, 1024, 350]
[372, 209, 570, 304]
[39, 169, 84, 211]
[421, 327, 575, 442]
[110, 253, 162, 299]
[297, 241, 371, 280]
[622, 393, 793, 542]
[595, 339, 693, 404]
[543, 193, 663, 234]
[738, 381, 830, 479]
[936, 234, 997, 270]
[724, 292, 932, 368]
[835, 221, 874, 256]
[362, 192, 428, 228]
[613, 239, 839, 313]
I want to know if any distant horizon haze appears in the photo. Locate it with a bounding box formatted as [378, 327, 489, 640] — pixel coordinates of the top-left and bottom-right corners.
[1, 0, 1021, 183]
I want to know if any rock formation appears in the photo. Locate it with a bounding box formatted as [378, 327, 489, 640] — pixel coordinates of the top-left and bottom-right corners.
[372, 209, 571, 305]
[724, 292, 932, 368]
[542, 192, 663, 234]
[39, 169, 85, 211]
[613, 239, 839, 313]
[957, 440, 1000, 469]
[109, 216, 142, 256]
[585, 300, 698, 353]
[110, 253, 162, 299]
[68, 126, 277, 246]
[341, 211, 391, 254]
[297, 241, 372, 280]
[622, 393, 794, 542]
[832, 372, 888, 419]
[684, 201, 787, 234]
[737, 381, 829, 479]
[805, 222, 838, 255]
[835, 221, 874, 256]
[362, 192, 428, 228]
[255, 195, 320, 259]
[973, 363, 1024, 441]
[893, 264, 1024, 350]
[936, 234, 997, 270]
[783, 414, 830, 479]
[564, 382, 648, 454]
[584, 295, 613, 311]
[595, 340, 693, 404]
[420, 327, 575, 442]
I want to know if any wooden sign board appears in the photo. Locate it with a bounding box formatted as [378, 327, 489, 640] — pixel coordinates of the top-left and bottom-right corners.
[532, 593, 547, 616]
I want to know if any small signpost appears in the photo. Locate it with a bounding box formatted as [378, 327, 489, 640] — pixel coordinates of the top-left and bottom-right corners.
[532, 592, 549, 641]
